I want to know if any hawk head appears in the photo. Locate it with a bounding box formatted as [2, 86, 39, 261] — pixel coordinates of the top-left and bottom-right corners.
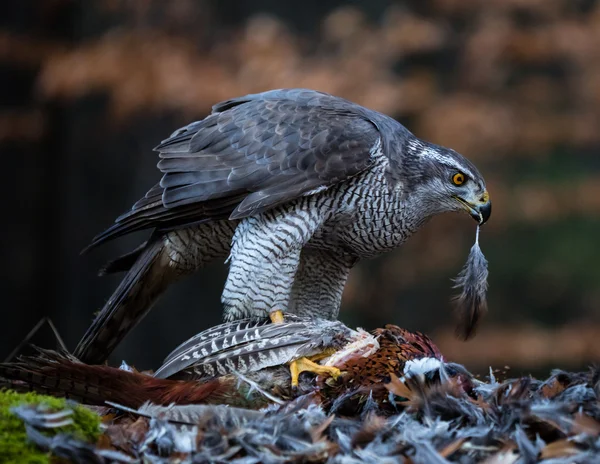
[398, 138, 491, 225]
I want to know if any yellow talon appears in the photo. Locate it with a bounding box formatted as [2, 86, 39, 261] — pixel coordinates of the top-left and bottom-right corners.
[290, 356, 341, 387]
[268, 310, 341, 387]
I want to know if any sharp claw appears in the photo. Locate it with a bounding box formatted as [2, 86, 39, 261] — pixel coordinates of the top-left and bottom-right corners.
[268, 311, 342, 387]
[289, 357, 342, 387]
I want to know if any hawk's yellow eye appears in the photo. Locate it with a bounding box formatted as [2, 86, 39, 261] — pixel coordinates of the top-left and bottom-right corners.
[452, 173, 466, 186]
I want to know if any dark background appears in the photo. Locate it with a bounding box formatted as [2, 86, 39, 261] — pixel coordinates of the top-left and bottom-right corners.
[2, 0, 599, 375]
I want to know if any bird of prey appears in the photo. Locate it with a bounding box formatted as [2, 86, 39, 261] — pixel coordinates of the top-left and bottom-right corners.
[74, 88, 491, 382]
[2, 316, 471, 414]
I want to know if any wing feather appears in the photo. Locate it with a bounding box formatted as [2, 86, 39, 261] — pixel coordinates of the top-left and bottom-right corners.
[154, 316, 353, 379]
[86, 89, 382, 250]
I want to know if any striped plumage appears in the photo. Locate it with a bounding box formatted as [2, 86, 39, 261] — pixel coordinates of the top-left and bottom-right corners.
[0, 317, 362, 409]
[0, 348, 225, 408]
[74, 88, 491, 364]
[1, 317, 471, 413]
[154, 315, 354, 380]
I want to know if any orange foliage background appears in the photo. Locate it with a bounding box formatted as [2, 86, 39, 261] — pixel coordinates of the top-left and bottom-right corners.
[1, 0, 599, 373]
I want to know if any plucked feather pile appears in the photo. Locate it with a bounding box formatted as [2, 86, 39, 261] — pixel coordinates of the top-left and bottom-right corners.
[0, 316, 595, 462]
[5, 367, 600, 463]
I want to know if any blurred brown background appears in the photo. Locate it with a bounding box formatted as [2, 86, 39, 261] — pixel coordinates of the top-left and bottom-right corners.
[2, 0, 599, 375]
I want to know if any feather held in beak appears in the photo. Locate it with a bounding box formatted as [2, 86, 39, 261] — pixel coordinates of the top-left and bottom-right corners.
[452, 226, 489, 340]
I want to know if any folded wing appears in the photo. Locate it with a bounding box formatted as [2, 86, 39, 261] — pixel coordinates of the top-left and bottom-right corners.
[87, 89, 380, 250]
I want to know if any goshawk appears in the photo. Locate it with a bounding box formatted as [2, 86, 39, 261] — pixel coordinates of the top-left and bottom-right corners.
[74, 88, 491, 378]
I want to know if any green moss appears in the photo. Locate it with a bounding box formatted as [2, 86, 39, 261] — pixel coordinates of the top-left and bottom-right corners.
[0, 389, 101, 464]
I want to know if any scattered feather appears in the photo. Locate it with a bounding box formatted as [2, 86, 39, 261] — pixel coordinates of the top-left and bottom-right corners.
[6, 363, 600, 462]
[5, 316, 600, 462]
[232, 368, 286, 405]
[453, 225, 489, 340]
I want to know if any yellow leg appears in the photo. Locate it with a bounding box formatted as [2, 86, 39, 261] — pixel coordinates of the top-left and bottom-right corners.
[269, 310, 285, 324]
[306, 347, 337, 362]
[269, 310, 341, 387]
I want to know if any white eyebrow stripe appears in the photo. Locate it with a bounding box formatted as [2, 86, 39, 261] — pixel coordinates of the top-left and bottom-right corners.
[409, 139, 476, 179]
[422, 146, 476, 178]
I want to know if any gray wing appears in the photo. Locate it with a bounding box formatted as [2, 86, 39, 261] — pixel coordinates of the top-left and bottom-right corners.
[153, 315, 354, 380]
[87, 89, 381, 249]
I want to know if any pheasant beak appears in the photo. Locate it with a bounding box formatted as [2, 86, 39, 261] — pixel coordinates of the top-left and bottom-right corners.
[454, 190, 491, 225]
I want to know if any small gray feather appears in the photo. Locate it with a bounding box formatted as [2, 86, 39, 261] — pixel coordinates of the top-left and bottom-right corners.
[452, 226, 489, 340]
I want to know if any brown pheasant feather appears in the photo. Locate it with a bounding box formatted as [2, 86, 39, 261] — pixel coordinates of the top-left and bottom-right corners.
[331, 326, 443, 385]
[0, 348, 225, 408]
[0, 319, 460, 415]
[319, 326, 448, 414]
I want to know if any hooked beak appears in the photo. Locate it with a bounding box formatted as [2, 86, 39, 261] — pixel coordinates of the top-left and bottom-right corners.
[454, 191, 491, 225]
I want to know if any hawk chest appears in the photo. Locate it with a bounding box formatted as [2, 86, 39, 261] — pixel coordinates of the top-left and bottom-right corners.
[312, 166, 426, 259]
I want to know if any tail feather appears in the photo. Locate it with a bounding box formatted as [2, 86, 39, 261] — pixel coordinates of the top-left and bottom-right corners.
[0, 349, 222, 408]
[74, 240, 177, 364]
[97, 241, 147, 276]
